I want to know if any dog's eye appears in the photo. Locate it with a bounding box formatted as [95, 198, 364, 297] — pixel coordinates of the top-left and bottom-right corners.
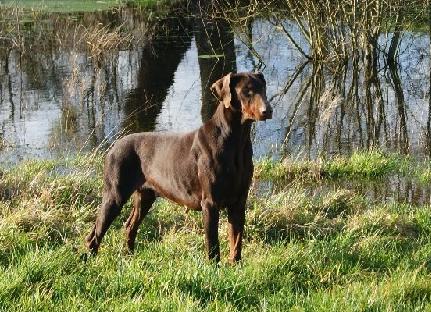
[245, 90, 253, 97]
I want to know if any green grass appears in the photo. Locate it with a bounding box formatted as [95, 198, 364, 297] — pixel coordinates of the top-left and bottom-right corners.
[255, 150, 429, 182]
[0, 0, 170, 12]
[1, 151, 431, 310]
[1, 0, 123, 12]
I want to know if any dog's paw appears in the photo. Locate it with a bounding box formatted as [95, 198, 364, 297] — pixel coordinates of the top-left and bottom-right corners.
[79, 252, 89, 263]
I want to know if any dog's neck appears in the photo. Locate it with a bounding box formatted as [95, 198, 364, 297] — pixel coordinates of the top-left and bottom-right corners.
[211, 102, 252, 143]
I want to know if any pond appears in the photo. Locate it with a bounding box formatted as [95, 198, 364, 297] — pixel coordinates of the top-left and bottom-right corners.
[0, 1, 429, 164]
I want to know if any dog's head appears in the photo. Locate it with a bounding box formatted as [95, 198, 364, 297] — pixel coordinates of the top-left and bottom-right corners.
[211, 72, 273, 121]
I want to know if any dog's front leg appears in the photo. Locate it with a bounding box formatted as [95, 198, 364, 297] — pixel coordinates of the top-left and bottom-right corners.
[227, 196, 246, 263]
[201, 199, 220, 262]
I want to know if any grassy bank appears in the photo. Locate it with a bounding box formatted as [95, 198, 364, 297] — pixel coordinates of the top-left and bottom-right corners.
[256, 150, 431, 183]
[1, 151, 431, 310]
[0, 0, 173, 12]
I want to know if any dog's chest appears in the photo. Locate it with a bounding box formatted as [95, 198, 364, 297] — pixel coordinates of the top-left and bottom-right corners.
[210, 153, 252, 204]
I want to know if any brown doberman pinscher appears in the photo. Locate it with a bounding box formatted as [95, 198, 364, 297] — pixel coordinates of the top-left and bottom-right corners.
[85, 72, 272, 262]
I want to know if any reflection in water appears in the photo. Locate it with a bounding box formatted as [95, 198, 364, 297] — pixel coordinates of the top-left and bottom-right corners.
[250, 21, 430, 159]
[0, 5, 429, 165]
[389, 61, 409, 154]
[195, 15, 237, 121]
[123, 17, 194, 133]
[267, 176, 431, 208]
[0, 7, 154, 161]
[331, 176, 430, 207]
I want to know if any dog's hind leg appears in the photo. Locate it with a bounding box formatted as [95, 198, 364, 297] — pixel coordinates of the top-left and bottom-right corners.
[85, 188, 128, 254]
[124, 188, 156, 252]
[86, 152, 142, 254]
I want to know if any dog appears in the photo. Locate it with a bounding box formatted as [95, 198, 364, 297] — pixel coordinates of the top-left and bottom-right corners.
[85, 72, 272, 262]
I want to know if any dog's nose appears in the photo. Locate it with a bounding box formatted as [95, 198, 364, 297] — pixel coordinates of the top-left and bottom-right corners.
[261, 105, 273, 119]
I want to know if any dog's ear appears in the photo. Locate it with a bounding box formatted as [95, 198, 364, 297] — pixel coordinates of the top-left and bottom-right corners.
[211, 72, 232, 108]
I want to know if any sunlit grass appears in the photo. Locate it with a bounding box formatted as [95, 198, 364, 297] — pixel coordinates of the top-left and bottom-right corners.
[0, 0, 164, 12]
[255, 150, 429, 183]
[1, 151, 431, 310]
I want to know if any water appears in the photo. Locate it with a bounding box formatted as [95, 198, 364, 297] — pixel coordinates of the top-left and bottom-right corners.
[0, 2, 430, 203]
[260, 175, 431, 208]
